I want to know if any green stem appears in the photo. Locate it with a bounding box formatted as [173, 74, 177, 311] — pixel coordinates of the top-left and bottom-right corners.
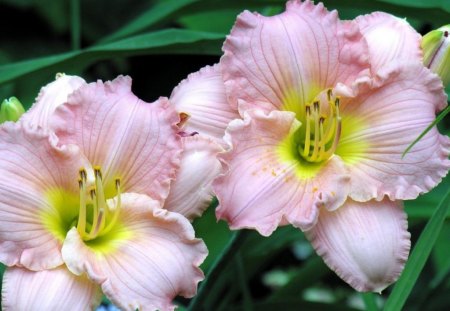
[70, 0, 81, 50]
[188, 230, 250, 311]
[360, 292, 379, 311]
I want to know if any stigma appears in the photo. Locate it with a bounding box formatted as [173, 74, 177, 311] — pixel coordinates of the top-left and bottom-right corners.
[298, 90, 342, 163]
[77, 166, 121, 241]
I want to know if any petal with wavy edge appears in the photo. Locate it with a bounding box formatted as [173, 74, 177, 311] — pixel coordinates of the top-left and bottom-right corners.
[62, 193, 207, 311]
[50, 76, 182, 202]
[221, 0, 369, 114]
[170, 64, 240, 146]
[0, 122, 89, 270]
[165, 135, 222, 220]
[21, 74, 86, 128]
[335, 62, 450, 201]
[1, 266, 101, 311]
[214, 109, 350, 235]
[356, 12, 422, 73]
[305, 199, 410, 292]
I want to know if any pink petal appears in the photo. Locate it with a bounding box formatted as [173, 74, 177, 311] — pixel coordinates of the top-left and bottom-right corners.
[336, 62, 450, 201]
[214, 109, 350, 235]
[165, 135, 222, 220]
[61, 193, 207, 311]
[0, 122, 88, 270]
[170, 64, 240, 146]
[305, 199, 410, 292]
[50, 75, 182, 203]
[21, 74, 86, 128]
[1, 266, 101, 310]
[356, 12, 422, 73]
[221, 0, 369, 113]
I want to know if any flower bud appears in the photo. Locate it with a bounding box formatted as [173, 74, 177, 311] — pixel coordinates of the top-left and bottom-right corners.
[0, 96, 26, 123]
[422, 25, 450, 87]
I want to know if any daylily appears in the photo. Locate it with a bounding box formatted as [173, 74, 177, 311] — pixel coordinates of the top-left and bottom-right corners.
[0, 76, 207, 310]
[165, 64, 240, 219]
[195, 0, 449, 292]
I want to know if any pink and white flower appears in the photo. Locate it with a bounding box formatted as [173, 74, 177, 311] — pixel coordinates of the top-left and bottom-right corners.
[204, 0, 449, 292]
[0, 76, 207, 310]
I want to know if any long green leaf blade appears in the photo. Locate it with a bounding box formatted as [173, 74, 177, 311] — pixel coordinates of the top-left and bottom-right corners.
[100, 0, 199, 43]
[0, 29, 224, 85]
[384, 187, 450, 311]
[402, 104, 450, 157]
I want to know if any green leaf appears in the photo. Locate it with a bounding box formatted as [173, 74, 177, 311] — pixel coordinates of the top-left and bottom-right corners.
[100, 0, 200, 43]
[402, 104, 450, 157]
[384, 187, 450, 311]
[0, 29, 224, 86]
[188, 230, 251, 311]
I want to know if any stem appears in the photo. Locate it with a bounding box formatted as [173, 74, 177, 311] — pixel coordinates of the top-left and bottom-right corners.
[361, 292, 379, 311]
[188, 230, 250, 311]
[70, 0, 81, 50]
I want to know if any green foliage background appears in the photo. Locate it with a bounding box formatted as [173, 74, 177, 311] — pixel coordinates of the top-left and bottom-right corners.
[0, 0, 449, 310]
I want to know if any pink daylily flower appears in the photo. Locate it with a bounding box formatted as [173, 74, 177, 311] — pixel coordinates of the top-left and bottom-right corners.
[206, 0, 450, 292]
[166, 64, 240, 219]
[0, 76, 207, 310]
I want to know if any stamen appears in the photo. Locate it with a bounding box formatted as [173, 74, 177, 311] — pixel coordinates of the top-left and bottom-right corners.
[303, 105, 312, 158]
[298, 96, 342, 163]
[310, 101, 320, 161]
[77, 169, 87, 235]
[102, 178, 122, 235]
[76, 167, 122, 241]
[94, 167, 107, 233]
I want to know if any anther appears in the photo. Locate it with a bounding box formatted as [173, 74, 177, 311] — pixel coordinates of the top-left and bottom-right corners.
[313, 101, 319, 111]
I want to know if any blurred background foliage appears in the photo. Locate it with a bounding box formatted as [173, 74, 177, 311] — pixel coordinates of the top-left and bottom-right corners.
[0, 0, 449, 310]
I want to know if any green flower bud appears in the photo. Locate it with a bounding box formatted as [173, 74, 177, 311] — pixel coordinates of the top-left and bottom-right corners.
[0, 97, 26, 123]
[422, 25, 450, 87]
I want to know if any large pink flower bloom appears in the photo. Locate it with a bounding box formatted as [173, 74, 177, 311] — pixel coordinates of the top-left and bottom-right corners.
[208, 0, 449, 292]
[0, 76, 207, 310]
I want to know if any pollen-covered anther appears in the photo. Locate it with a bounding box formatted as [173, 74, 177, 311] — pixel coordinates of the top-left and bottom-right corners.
[298, 95, 342, 163]
[76, 167, 122, 241]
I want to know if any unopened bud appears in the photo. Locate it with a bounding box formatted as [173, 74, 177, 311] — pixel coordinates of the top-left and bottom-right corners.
[422, 25, 450, 87]
[0, 97, 26, 123]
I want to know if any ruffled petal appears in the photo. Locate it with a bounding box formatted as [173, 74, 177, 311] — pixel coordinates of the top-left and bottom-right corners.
[50, 75, 182, 202]
[170, 64, 240, 146]
[221, 0, 369, 113]
[305, 199, 410, 292]
[164, 135, 222, 220]
[21, 74, 86, 128]
[356, 12, 422, 73]
[1, 266, 101, 311]
[0, 122, 88, 270]
[61, 193, 207, 311]
[214, 109, 350, 235]
[335, 62, 450, 201]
